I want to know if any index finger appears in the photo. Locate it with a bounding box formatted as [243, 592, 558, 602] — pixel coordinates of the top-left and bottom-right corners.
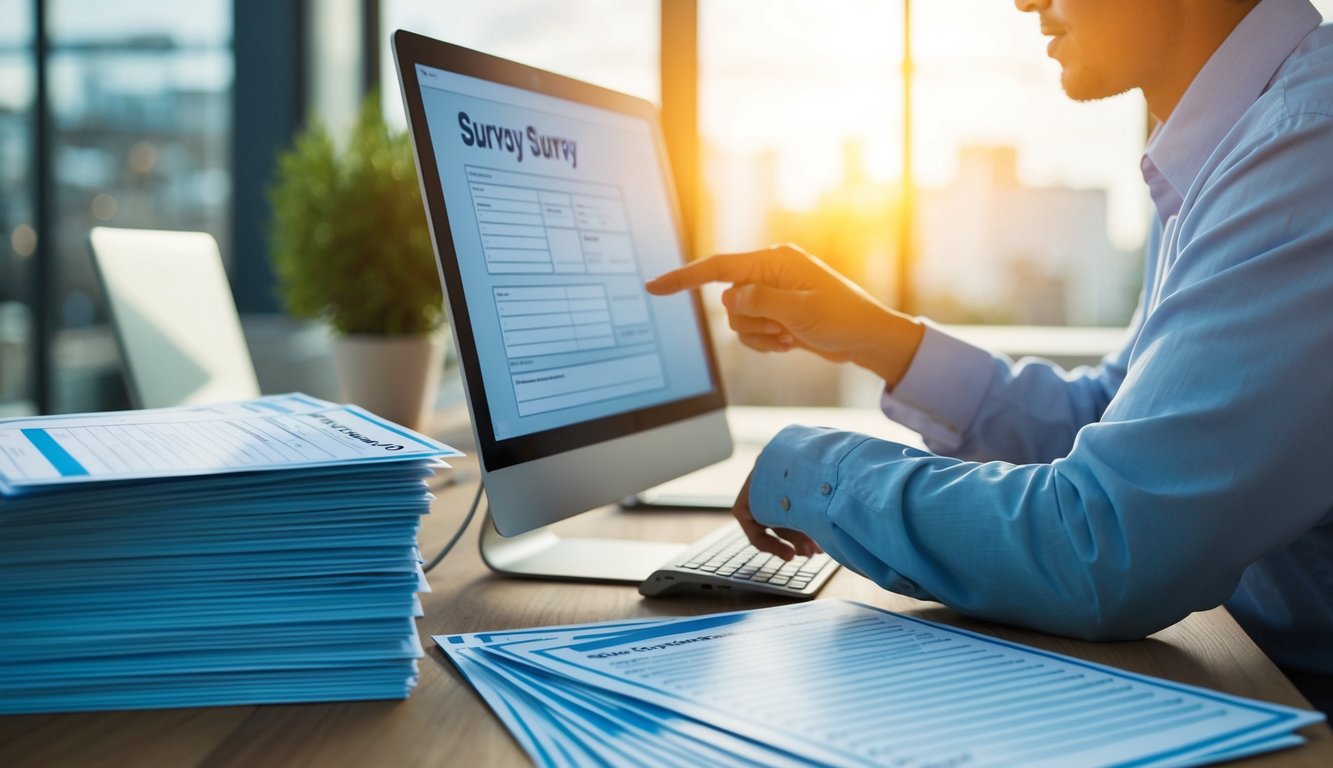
[644, 250, 770, 295]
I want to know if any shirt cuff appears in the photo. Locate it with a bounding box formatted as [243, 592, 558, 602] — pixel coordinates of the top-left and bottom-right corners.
[880, 321, 995, 453]
[747, 424, 870, 536]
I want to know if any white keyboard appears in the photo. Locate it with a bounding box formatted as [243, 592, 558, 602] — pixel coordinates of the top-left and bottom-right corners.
[639, 522, 839, 599]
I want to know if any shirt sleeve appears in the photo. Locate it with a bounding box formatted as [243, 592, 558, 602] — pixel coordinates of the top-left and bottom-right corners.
[881, 312, 1144, 464]
[750, 109, 1333, 642]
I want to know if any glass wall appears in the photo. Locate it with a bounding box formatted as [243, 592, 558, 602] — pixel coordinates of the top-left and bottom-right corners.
[698, 1, 910, 405]
[700, 0, 905, 302]
[0, 0, 34, 415]
[47, 0, 233, 412]
[703, 0, 1333, 337]
[910, 1, 1146, 328]
[700, 1, 1148, 331]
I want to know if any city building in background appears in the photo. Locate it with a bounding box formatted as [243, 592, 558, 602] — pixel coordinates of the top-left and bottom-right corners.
[711, 142, 1139, 328]
[915, 146, 1138, 327]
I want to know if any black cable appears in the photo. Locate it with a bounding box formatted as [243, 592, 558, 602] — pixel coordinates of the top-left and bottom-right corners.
[423, 480, 485, 574]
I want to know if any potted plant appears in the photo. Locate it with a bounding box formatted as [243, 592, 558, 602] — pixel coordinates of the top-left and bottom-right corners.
[269, 94, 445, 430]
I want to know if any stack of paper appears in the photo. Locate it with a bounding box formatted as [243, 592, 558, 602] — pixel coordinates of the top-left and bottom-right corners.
[0, 394, 461, 714]
[438, 600, 1326, 768]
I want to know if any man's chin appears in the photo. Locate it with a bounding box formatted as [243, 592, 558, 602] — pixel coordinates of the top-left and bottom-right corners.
[1059, 70, 1129, 102]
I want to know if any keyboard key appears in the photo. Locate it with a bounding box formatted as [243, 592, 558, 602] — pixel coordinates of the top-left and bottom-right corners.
[798, 559, 829, 575]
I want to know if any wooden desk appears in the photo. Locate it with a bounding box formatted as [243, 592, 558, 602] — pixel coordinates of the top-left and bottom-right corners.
[2, 449, 1329, 767]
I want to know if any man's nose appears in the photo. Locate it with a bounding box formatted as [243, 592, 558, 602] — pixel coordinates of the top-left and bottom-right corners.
[1014, 0, 1050, 12]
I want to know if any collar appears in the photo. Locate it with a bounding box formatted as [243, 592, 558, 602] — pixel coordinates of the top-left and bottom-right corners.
[1140, 0, 1322, 223]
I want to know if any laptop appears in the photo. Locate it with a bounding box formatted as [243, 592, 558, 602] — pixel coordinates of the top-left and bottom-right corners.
[88, 227, 261, 409]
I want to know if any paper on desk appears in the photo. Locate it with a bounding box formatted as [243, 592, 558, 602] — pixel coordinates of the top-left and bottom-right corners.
[439, 619, 665, 766]
[0, 394, 445, 714]
[0, 393, 461, 493]
[484, 600, 1325, 768]
[437, 619, 810, 768]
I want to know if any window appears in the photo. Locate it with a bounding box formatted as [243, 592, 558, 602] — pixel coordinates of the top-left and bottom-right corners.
[699, 1, 912, 405]
[0, 0, 34, 415]
[701, 0, 905, 301]
[47, 1, 233, 412]
[912, 1, 1146, 328]
[698, 1, 1155, 404]
[701, 1, 1148, 331]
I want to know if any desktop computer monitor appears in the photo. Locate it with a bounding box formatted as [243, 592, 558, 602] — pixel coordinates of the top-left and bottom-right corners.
[392, 31, 732, 581]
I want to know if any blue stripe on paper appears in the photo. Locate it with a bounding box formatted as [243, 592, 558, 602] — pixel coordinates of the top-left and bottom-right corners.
[20, 429, 89, 477]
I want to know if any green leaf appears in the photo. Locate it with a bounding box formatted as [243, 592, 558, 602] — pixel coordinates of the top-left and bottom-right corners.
[267, 92, 444, 335]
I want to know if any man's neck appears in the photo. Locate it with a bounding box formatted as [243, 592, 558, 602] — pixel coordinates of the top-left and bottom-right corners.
[1144, 0, 1263, 122]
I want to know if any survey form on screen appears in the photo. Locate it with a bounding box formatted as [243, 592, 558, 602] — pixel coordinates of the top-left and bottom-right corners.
[415, 63, 714, 442]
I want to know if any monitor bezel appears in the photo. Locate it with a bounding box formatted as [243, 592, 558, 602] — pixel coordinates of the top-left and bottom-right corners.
[392, 30, 726, 473]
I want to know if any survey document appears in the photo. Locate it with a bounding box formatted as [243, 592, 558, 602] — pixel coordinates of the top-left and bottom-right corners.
[416, 64, 713, 441]
[0, 394, 461, 492]
[439, 618, 810, 767]
[442, 600, 1324, 768]
[1, 393, 445, 713]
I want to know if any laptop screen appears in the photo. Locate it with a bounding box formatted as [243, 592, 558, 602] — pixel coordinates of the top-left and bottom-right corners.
[403, 52, 721, 465]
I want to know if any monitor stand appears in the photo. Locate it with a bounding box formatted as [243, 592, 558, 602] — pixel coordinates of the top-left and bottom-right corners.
[478, 510, 688, 584]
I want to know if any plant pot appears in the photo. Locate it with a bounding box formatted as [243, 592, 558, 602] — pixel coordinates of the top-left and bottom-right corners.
[332, 331, 445, 432]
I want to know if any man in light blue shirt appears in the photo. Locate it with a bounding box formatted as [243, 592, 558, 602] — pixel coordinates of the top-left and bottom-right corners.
[647, 0, 1333, 713]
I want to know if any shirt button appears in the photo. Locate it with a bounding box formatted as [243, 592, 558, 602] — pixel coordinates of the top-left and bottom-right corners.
[819, 483, 832, 496]
[779, 497, 791, 512]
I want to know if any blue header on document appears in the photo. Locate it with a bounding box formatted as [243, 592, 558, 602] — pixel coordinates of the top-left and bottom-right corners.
[0, 393, 463, 495]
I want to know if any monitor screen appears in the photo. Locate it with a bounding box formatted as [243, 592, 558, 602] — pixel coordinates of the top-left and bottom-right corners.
[416, 66, 713, 440]
[400, 43, 724, 473]
[394, 32, 731, 542]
